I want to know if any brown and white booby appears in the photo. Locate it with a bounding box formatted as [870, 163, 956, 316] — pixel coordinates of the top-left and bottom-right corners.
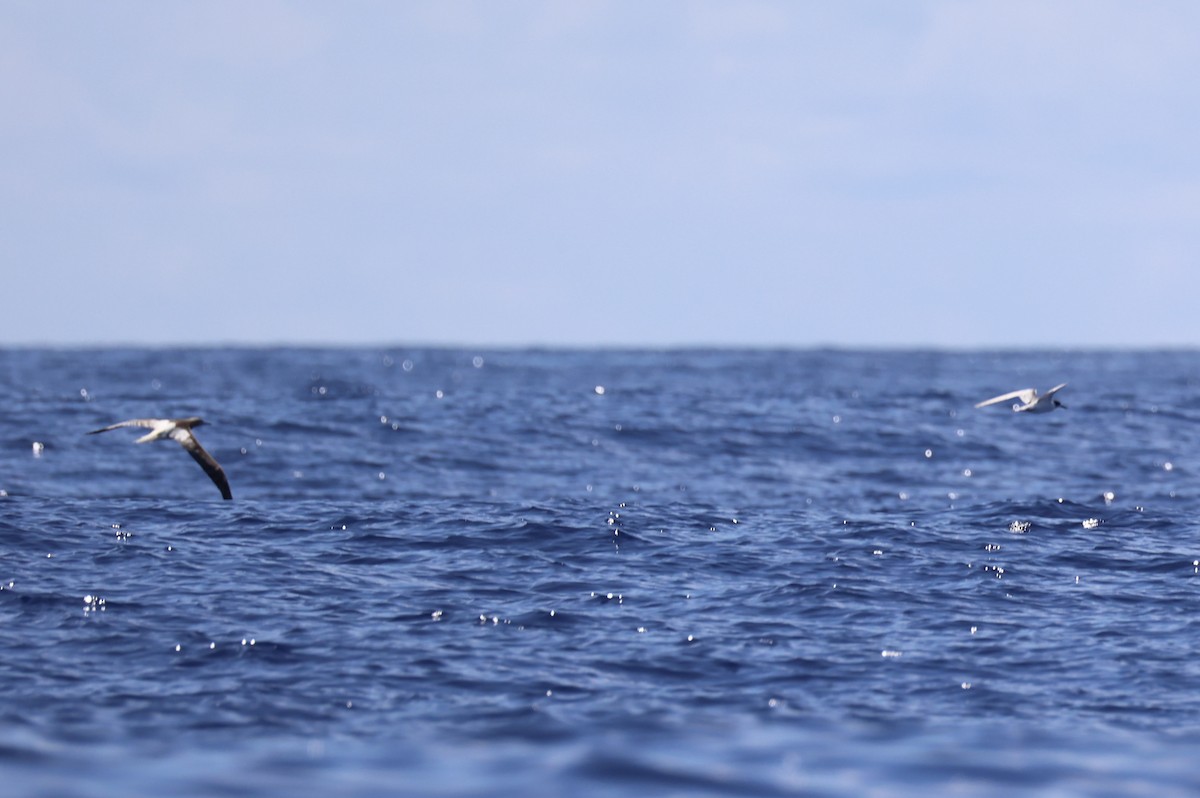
[88, 417, 232, 499]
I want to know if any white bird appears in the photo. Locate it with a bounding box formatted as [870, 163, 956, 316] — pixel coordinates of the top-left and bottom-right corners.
[88, 417, 232, 500]
[975, 383, 1067, 414]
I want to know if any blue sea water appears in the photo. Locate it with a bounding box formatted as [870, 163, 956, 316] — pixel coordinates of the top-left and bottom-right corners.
[2, 347, 1199, 796]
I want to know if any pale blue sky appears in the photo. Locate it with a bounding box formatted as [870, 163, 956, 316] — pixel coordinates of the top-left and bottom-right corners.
[2, 2, 1198, 347]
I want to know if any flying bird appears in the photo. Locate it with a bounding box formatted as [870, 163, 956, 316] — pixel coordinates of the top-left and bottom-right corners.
[88, 417, 232, 499]
[975, 383, 1067, 414]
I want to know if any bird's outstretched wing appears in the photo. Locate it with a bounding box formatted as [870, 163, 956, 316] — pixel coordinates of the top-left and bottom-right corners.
[170, 428, 232, 500]
[1043, 383, 1067, 398]
[974, 388, 1037, 409]
[87, 419, 165, 435]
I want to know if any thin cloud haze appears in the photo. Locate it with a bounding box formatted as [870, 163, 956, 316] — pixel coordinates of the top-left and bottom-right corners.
[2, 2, 1197, 347]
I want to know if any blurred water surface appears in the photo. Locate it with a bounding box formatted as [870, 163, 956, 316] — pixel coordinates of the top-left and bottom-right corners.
[1, 347, 1198, 796]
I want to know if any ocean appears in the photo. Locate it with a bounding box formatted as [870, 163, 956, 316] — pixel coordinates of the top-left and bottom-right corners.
[2, 347, 1198, 796]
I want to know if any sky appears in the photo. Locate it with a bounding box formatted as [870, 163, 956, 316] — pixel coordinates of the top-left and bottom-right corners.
[2, 1, 1198, 348]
